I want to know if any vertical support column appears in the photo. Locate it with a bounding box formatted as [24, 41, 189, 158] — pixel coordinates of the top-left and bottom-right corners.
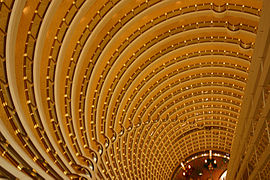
[265, 118, 270, 143]
[227, 0, 270, 179]
[253, 145, 260, 180]
[248, 145, 270, 180]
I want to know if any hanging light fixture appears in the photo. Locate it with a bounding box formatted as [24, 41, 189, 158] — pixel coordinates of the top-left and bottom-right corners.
[204, 150, 217, 170]
[181, 162, 192, 177]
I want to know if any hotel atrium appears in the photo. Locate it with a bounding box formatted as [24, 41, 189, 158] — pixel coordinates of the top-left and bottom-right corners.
[0, 0, 270, 179]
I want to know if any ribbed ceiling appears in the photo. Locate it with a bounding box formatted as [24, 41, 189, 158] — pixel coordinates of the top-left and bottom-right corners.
[0, 0, 264, 179]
